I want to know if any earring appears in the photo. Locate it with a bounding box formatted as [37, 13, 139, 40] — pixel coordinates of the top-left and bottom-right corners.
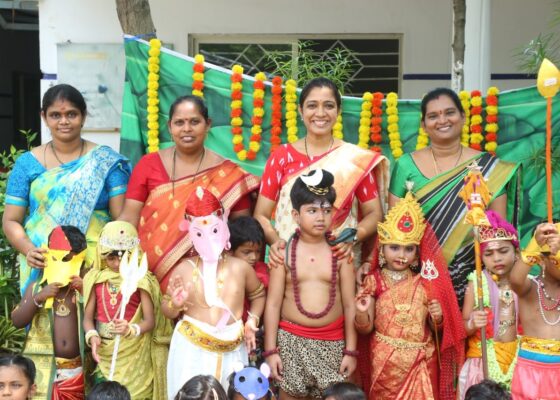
[491, 274, 499, 282]
[378, 251, 386, 268]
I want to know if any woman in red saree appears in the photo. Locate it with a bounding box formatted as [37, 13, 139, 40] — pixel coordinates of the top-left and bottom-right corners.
[120, 96, 259, 291]
[254, 77, 388, 267]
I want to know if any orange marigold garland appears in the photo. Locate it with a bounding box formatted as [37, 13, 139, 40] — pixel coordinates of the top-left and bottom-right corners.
[230, 65, 246, 160]
[459, 90, 471, 147]
[386, 92, 403, 158]
[192, 54, 205, 98]
[146, 38, 162, 153]
[469, 90, 484, 151]
[370, 92, 384, 152]
[484, 87, 499, 155]
[358, 92, 373, 149]
[270, 76, 283, 152]
[247, 72, 266, 161]
[285, 79, 298, 143]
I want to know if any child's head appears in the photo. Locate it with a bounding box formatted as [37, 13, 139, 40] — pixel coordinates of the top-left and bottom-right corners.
[228, 217, 265, 268]
[45, 225, 87, 286]
[464, 379, 511, 400]
[377, 189, 425, 272]
[87, 381, 131, 400]
[226, 363, 271, 400]
[479, 210, 519, 279]
[322, 382, 365, 400]
[175, 375, 228, 400]
[0, 354, 36, 399]
[290, 169, 336, 236]
[97, 221, 140, 272]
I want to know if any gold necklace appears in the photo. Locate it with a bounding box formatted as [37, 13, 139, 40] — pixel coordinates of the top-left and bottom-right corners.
[430, 145, 463, 175]
[101, 282, 122, 322]
[171, 147, 205, 195]
[55, 287, 74, 317]
[304, 136, 334, 165]
[382, 269, 414, 327]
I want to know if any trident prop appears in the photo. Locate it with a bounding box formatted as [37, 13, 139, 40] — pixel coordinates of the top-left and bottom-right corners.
[108, 247, 148, 380]
[420, 259, 441, 368]
[458, 161, 492, 379]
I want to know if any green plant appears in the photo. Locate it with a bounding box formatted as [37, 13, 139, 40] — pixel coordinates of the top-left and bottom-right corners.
[0, 316, 25, 354]
[264, 40, 357, 94]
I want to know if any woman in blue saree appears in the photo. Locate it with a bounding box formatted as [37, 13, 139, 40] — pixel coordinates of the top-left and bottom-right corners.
[2, 84, 130, 294]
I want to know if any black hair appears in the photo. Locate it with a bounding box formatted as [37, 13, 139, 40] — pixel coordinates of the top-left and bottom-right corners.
[228, 216, 265, 252]
[175, 375, 228, 400]
[322, 382, 366, 400]
[41, 84, 87, 116]
[464, 379, 511, 400]
[48, 225, 87, 254]
[0, 354, 36, 385]
[420, 87, 464, 122]
[299, 77, 341, 110]
[290, 169, 336, 211]
[169, 95, 210, 123]
[226, 370, 271, 400]
[87, 381, 131, 400]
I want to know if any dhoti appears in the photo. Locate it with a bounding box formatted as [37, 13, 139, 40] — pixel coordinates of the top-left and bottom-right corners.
[166, 315, 247, 399]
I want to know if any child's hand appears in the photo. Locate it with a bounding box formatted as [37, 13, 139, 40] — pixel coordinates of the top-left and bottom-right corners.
[339, 355, 357, 380]
[428, 299, 443, 324]
[69, 275, 83, 294]
[535, 223, 558, 247]
[331, 241, 353, 262]
[169, 277, 190, 309]
[111, 319, 129, 336]
[356, 294, 371, 313]
[90, 336, 101, 363]
[468, 310, 489, 330]
[267, 353, 283, 381]
[35, 283, 62, 303]
[268, 239, 286, 269]
[356, 262, 371, 285]
[244, 319, 258, 351]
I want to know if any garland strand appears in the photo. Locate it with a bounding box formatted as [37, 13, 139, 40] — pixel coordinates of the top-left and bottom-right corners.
[459, 90, 471, 147]
[416, 124, 430, 150]
[358, 92, 373, 149]
[230, 65, 246, 160]
[270, 76, 283, 152]
[248, 72, 266, 161]
[285, 79, 298, 143]
[370, 92, 384, 152]
[485, 87, 500, 155]
[146, 38, 162, 153]
[469, 90, 484, 151]
[386, 92, 403, 158]
[333, 114, 344, 139]
[192, 54, 205, 98]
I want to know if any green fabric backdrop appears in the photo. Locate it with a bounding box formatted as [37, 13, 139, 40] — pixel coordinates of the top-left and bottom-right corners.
[120, 37, 560, 246]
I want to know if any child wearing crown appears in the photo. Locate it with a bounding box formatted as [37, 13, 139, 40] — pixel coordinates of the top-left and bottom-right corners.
[83, 221, 164, 399]
[458, 210, 520, 398]
[509, 222, 560, 400]
[354, 186, 465, 400]
[264, 169, 357, 399]
[163, 187, 266, 399]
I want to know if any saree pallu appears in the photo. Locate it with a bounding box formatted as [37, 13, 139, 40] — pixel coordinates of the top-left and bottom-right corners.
[275, 143, 388, 262]
[14, 146, 129, 294]
[139, 160, 259, 290]
[390, 153, 520, 304]
[369, 275, 437, 400]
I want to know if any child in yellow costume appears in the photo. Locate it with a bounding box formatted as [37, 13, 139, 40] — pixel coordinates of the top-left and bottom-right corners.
[83, 221, 169, 400]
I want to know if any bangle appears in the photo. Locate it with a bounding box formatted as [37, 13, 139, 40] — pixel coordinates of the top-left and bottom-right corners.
[262, 348, 279, 358]
[342, 349, 359, 357]
[32, 296, 43, 308]
[247, 311, 260, 326]
[130, 323, 141, 337]
[85, 330, 100, 346]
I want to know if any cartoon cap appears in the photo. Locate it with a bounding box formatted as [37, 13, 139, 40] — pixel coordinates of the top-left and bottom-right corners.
[185, 186, 223, 218]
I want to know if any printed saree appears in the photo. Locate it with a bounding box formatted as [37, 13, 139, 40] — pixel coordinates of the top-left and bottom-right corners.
[390, 152, 520, 303]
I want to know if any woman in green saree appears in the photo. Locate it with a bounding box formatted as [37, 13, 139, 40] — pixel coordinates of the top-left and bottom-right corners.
[389, 88, 520, 304]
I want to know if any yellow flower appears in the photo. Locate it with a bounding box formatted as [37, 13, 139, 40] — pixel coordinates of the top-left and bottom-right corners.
[386, 92, 398, 102]
[148, 48, 160, 57]
[193, 72, 204, 82]
[470, 115, 483, 125]
[148, 64, 160, 73]
[147, 121, 159, 130]
[392, 147, 404, 158]
[255, 72, 266, 81]
[232, 135, 244, 145]
[285, 103, 298, 112]
[459, 91, 470, 100]
[192, 90, 203, 98]
[231, 117, 243, 127]
[462, 126, 470, 135]
[147, 106, 159, 114]
[194, 54, 205, 64]
[148, 89, 158, 98]
[485, 142, 498, 152]
[361, 102, 372, 111]
[359, 126, 370, 135]
[147, 98, 159, 106]
[249, 141, 261, 152]
[286, 119, 297, 128]
[253, 90, 265, 100]
[360, 117, 371, 126]
[147, 114, 158, 122]
[361, 111, 372, 119]
[485, 123, 498, 133]
[389, 132, 400, 141]
[232, 65, 243, 74]
[471, 97, 482, 107]
[287, 127, 298, 136]
[386, 106, 398, 115]
[388, 124, 399, 133]
[358, 142, 369, 149]
[486, 105, 498, 115]
[149, 38, 161, 48]
[148, 129, 158, 137]
[287, 134, 298, 143]
[362, 92, 373, 101]
[237, 150, 247, 161]
[487, 87, 499, 96]
[387, 115, 399, 124]
[147, 81, 159, 91]
[254, 108, 265, 118]
[231, 100, 242, 109]
[231, 82, 242, 92]
[470, 133, 484, 144]
[251, 125, 263, 135]
[148, 57, 160, 65]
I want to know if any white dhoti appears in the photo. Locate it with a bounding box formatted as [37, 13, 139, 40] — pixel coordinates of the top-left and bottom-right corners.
[167, 315, 248, 400]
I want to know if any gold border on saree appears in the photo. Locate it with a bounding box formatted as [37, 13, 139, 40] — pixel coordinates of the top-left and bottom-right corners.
[375, 332, 427, 350]
[178, 319, 243, 353]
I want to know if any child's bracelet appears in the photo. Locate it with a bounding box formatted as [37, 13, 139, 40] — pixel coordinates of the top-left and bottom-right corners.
[130, 323, 141, 337]
[85, 330, 100, 346]
[262, 348, 279, 358]
[354, 315, 371, 330]
[342, 349, 359, 358]
[247, 311, 260, 326]
[32, 296, 44, 308]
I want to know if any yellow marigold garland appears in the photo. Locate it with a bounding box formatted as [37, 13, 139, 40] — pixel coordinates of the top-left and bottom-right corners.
[146, 38, 162, 153]
[484, 87, 499, 155]
[358, 92, 373, 149]
[192, 54, 205, 98]
[370, 92, 384, 152]
[416, 124, 430, 150]
[230, 65, 246, 160]
[459, 90, 471, 146]
[248, 72, 266, 161]
[333, 114, 344, 139]
[469, 90, 484, 151]
[386, 92, 403, 158]
[285, 79, 298, 143]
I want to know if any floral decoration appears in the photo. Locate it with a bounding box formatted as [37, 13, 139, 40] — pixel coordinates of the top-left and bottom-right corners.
[270, 76, 283, 152]
[386, 92, 403, 158]
[285, 79, 298, 143]
[459, 90, 471, 147]
[370, 92, 384, 152]
[247, 72, 266, 160]
[333, 114, 344, 139]
[469, 90, 484, 151]
[192, 54, 205, 98]
[146, 38, 162, 153]
[484, 86, 499, 155]
[358, 92, 373, 149]
[230, 65, 246, 160]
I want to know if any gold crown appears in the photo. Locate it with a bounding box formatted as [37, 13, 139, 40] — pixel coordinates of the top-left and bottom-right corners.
[98, 221, 140, 252]
[478, 226, 518, 243]
[378, 187, 426, 245]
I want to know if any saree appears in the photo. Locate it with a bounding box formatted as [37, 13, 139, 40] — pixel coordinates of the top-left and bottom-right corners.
[6, 146, 130, 294]
[138, 160, 259, 289]
[367, 273, 437, 400]
[390, 152, 520, 303]
[83, 268, 169, 400]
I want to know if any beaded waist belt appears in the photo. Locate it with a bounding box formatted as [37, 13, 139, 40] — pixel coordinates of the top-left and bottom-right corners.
[178, 319, 243, 353]
[55, 356, 82, 370]
[520, 336, 560, 356]
[375, 332, 427, 350]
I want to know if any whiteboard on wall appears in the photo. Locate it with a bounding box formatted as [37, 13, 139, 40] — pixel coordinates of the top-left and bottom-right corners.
[57, 43, 125, 131]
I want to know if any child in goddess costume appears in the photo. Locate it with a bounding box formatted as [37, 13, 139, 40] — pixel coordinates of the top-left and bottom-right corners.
[354, 187, 465, 400]
[83, 221, 166, 400]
